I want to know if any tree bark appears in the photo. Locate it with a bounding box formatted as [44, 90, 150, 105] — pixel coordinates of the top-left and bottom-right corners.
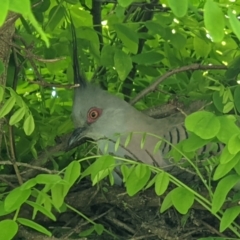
[0, 12, 17, 150]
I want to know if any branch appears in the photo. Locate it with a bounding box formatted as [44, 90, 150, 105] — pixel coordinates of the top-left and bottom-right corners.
[130, 64, 228, 105]
[122, 0, 158, 101]
[0, 160, 59, 174]
[27, 80, 80, 89]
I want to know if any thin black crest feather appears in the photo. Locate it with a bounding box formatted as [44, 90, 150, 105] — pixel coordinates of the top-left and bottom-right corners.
[69, 13, 86, 87]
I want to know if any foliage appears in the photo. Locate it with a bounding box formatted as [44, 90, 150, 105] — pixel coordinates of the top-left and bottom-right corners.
[1, 0, 240, 239]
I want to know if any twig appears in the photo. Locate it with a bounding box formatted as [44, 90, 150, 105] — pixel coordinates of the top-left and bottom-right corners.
[8, 126, 23, 185]
[0, 160, 59, 174]
[197, 219, 227, 238]
[130, 64, 228, 105]
[0, 176, 16, 188]
[28, 80, 80, 89]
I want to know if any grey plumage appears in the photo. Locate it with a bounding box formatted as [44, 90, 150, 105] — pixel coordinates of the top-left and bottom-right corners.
[67, 20, 220, 184]
[68, 82, 198, 176]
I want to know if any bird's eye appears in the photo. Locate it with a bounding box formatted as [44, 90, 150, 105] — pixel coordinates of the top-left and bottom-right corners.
[90, 110, 98, 119]
[87, 107, 102, 123]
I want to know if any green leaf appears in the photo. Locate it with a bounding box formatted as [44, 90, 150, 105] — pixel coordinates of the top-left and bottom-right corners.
[64, 0, 78, 4]
[63, 161, 81, 197]
[135, 164, 147, 178]
[144, 175, 157, 190]
[182, 133, 210, 152]
[213, 152, 240, 180]
[9, 107, 26, 125]
[0, 219, 18, 240]
[219, 147, 235, 164]
[114, 23, 138, 54]
[220, 206, 240, 232]
[47, 5, 64, 31]
[171, 187, 194, 214]
[9, 0, 31, 14]
[228, 134, 240, 154]
[4, 187, 31, 212]
[35, 174, 61, 185]
[160, 191, 173, 213]
[79, 226, 95, 237]
[168, 0, 188, 18]
[124, 132, 133, 147]
[9, 0, 49, 46]
[0, 96, 16, 118]
[100, 45, 115, 67]
[26, 201, 56, 221]
[153, 140, 163, 154]
[140, 132, 147, 149]
[23, 114, 35, 135]
[213, 91, 224, 112]
[86, 155, 115, 185]
[114, 136, 120, 152]
[223, 101, 234, 113]
[212, 174, 240, 214]
[0, 85, 4, 102]
[193, 36, 211, 58]
[217, 116, 240, 144]
[121, 165, 131, 182]
[20, 179, 37, 190]
[94, 223, 104, 235]
[51, 183, 64, 209]
[125, 165, 151, 196]
[118, 0, 133, 7]
[226, 56, 240, 80]
[169, 32, 186, 49]
[228, 9, 240, 40]
[185, 111, 220, 139]
[114, 49, 132, 81]
[204, 0, 225, 42]
[132, 52, 164, 65]
[0, 0, 9, 26]
[155, 172, 169, 196]
[234, 85, 240, 113]
[17, 218, 51, 236]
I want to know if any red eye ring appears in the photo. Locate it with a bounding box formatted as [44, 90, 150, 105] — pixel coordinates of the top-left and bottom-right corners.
[87, 107, 102, 123]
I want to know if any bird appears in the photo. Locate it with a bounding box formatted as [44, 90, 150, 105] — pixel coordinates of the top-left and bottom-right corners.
[66, 19, 214, 184]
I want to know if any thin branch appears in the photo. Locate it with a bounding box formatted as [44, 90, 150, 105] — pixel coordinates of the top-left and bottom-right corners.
[11, 39, 66, 63]
[123, 0, 158, 101]
[28, 80, 80, 89]
[130, 64, 228, 105]
[8, 125, 23, 185]
[0, 160, 59, 174]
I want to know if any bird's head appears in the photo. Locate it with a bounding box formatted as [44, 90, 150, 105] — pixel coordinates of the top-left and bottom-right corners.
[66, 84, 134, 150]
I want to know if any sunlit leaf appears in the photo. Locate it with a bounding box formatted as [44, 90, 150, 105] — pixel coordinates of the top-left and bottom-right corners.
[114, 23, 138, 54]
[23, 114, 35, 135]
[4, 187, 31, 212]
[228, 9, 240, 40]
[17, 218, 51, 236]
[114, 49, 132, 80]
[0, 96, 16, 118]
[155, 172, 169, 196]
[220, 206, 240, 232]
[171, 187, 194, 214]
[0, 219, 18, 240]
[204, 0, 224, 42]
[212, 174, 240, 214]
[63, 161, 81, 196]
[9, 107, 26, 125]
[185, 111, 220, 139]
[168, 0, 188, 18]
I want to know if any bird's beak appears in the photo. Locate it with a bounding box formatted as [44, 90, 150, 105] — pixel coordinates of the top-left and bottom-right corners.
[66, 127, 89, 151]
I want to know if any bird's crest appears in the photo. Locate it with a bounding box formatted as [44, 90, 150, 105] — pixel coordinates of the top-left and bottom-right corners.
[69, 13, 86, 88]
